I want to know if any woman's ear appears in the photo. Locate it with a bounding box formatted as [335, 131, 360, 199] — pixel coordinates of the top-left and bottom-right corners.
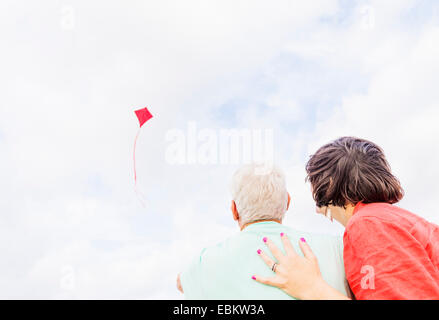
[286, 193, 291, 211]
[231, 200, 239, 221]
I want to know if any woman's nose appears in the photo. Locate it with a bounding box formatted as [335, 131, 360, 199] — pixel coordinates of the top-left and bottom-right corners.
[316, 206, 326, 215]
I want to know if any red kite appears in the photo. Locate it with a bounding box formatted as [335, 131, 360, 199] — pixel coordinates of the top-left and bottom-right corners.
[135, 107, 153, 128]
[133, 107, 153, 205]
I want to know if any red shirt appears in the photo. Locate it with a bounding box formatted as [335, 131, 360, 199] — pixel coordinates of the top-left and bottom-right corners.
[343, 202, 439, 299]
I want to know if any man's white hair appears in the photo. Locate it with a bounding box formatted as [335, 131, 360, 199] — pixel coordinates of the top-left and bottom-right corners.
[230, 164, 288, 226]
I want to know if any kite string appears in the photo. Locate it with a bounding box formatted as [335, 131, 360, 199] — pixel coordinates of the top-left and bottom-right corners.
[133, 128, 146, 207]
[133, 128, 140, 184]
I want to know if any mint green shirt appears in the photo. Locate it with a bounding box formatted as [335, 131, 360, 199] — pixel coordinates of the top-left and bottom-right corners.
[181, 221, 348, 299]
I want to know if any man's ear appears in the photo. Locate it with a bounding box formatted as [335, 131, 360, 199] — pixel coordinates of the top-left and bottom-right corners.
[231, 200, 239, 221]
[286, 193, 291, 211]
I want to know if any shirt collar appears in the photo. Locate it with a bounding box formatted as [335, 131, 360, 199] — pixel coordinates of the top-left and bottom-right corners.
[353, 202, 366, 215]
[242, 220, 282, 232]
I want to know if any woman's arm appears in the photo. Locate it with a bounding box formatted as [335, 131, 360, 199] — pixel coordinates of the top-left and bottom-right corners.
[344, 217, 439, 299]
[253, 234, 350, 300]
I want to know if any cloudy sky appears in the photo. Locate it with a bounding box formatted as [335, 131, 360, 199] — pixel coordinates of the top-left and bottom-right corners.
[1, 0, 439, 299]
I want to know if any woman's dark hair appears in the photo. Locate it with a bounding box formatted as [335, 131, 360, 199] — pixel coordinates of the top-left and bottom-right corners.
[306, 137, 404, 208]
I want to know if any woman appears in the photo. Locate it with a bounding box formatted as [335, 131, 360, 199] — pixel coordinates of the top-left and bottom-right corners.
[253, 137, 439, 299]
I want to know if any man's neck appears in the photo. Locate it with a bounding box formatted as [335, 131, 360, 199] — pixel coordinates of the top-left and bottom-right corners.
[240, 219, 282, 231]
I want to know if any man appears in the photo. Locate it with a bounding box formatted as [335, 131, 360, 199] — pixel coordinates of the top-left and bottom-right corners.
[177, 164, 349, 299]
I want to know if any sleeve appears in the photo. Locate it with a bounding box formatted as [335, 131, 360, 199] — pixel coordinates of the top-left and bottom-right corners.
[179, 249, 206, 299]
[344, 217, 439, 300]
[335, 235, 354, 299]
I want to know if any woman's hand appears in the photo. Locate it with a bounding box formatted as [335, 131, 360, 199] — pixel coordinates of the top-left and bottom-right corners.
[253, 234, 349, 300]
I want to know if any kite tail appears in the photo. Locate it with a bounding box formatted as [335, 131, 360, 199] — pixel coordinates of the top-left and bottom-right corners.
[133, 128, 146, 207]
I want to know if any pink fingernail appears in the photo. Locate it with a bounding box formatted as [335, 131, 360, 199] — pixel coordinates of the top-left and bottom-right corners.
[257, 249, 261, 254]
[300, 237, 306, 242]
[263, 237, 267, 243]
[280, 233, 284, 237]
[252, 276, 256, 280]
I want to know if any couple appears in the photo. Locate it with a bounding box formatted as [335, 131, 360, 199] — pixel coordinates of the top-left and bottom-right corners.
[177, 137, 439, 300]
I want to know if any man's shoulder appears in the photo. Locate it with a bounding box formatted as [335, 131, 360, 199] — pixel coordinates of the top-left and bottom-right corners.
[196, 224, 343, 260]
[281, 225, 342, 244]
[195, 232, 244, 259]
